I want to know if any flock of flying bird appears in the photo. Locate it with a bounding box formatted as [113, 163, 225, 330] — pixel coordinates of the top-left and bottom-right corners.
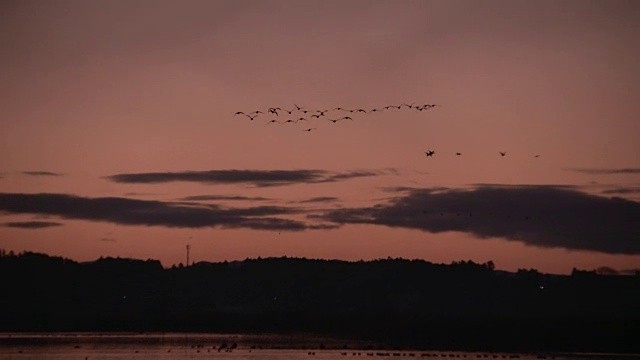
[234, 103, 439, 132]
[233, 103, 541, 158]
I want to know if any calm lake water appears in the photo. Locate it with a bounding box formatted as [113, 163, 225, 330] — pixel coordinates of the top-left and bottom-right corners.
[0, 333, 635, 360]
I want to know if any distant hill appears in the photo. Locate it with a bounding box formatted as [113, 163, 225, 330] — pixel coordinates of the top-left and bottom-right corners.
[0, 251, 638, 353]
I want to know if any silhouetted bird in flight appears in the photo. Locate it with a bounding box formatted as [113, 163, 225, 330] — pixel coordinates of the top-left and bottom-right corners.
[266, 119, 281, 125]
[246, 114, 259, 121]
[249, 110, 263, 115]
[268, 107, 280, 116]
[303, 128, 316, 132]
[356, 109, 367, 113]
[425, 150, 435, 157]
[534, 154, 540, 158]
[310, 114, 321, 118]
[316, 110, 328, 116]
[400, 103, 414, 109]
[284, 119, 298, 124]
[340, 116, 353, 121]
[297, 117, 307, 121]
[328, 119, 340, 123]
[500, 152, 506, 156]
[456, 152, 462, 156]
[294, 104, 304, 111]
[234, 111, 245, 116]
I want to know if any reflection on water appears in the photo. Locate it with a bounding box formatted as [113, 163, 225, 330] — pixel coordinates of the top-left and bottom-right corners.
[0, 333, 635, 360]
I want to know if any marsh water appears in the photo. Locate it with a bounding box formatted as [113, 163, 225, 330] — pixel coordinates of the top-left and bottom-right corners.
[0, 333, 635, 360]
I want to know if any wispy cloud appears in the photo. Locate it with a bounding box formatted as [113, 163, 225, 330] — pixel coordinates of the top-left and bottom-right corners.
[0, 193, 323, 231]
[316, 185, 640, 255]
[180, 195, 272, 202]
[105, 169, 388, 187]
[2, 221, 63, 229]
[22, 171, 63, 177]
[601, 187, 640, 195]
[566, 168, 640, 175]
[298, 196, 339, 203]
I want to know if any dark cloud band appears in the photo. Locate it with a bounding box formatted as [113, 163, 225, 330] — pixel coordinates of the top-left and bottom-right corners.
[318, 186, 640, 255]
[2, 221, 63, 229]
[0, 193, 316, 231]
[105, 169, 387, 187]
[22, 171, 63, 177]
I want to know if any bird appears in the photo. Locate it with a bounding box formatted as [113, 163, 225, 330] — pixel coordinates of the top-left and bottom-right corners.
[249, 110, 263, 115]
[400, 103, 414, 109]
[310, 114, 321, 118]
[297, 117, 307, 121]
[266, 119, 281, 125]
[284, 119, 298, 124]
[356, 109, 367, 113]
[316, 110, 328, 116]
[500, 152, 506, 156]
[303, 128, 316, 132]
[234, 111, 245, 116]
[534, 154, 540, 158]
[294, 104, 304, 111]
[340, 116, 353, 121]
[425, 150, 435, 157]
[456, 152, 462, 156]
[246, 114, 259, 121]
[268, 107, 280, 116]
[328, 118, 340, 123]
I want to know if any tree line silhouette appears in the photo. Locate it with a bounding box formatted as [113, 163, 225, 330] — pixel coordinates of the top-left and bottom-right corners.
[0, 250, 638, 354]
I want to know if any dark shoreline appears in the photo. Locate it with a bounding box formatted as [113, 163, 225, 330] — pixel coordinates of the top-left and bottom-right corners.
[1, 252, 638, 354]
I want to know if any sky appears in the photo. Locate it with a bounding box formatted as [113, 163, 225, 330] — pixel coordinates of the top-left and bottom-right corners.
[1, 0, 639, 274]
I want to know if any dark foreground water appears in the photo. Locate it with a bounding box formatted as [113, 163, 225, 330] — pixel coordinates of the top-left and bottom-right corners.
[0, 333, 636, 360]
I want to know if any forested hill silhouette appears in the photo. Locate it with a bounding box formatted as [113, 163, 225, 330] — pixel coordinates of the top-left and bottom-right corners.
[1, 251, 638, 353]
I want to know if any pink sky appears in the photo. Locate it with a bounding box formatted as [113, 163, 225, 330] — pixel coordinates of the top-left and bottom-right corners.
[1, 0, 639, 274]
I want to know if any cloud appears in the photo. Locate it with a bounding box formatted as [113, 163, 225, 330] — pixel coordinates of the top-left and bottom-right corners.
[317, 185, 640, 255]
[2, 221, 63, 229]
[298, 196, 339, 203]
[22, 171, 63, 177]
[180, 195, 271, 202]
[567, 168, 640, 175]
[0, 193, 320, 231]
[105, 169, 387, 187]
[601, 187, 640, 195]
